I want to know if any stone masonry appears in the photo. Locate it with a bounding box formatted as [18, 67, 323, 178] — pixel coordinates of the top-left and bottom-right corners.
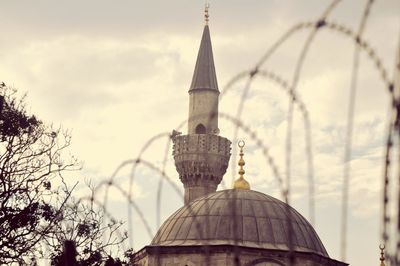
[172, 134, 231, 204]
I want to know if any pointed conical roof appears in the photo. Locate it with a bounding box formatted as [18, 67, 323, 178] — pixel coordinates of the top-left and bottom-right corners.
[189, 25, 219, 92]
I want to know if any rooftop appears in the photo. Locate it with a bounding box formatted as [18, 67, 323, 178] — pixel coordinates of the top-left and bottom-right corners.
[152, 189, 329, 257]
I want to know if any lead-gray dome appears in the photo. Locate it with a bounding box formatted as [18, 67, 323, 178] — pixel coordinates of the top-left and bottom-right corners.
[152, 189, 328, 257]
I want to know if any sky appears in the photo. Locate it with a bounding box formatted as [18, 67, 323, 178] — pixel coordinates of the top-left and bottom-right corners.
[1, 0, 400, 265]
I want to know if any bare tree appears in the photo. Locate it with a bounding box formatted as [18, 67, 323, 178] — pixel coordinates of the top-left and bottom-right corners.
[0, 83, 79, 264]
[46, 185, 128, 266]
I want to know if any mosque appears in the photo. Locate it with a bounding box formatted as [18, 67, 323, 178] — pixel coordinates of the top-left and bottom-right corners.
[131, 6, 348, 266]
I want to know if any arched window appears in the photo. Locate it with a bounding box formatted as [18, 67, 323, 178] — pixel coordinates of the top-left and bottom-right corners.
[195, 123, 206, 134]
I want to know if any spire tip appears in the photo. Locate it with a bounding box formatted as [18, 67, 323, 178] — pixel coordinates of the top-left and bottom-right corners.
[379, 244, 386, 266]
[204, 2, 210, 25]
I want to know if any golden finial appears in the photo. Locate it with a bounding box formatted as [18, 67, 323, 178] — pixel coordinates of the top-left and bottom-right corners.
[204, 2, 210, 25]
[379, 244, 386, 266]
[233, 140, 250, 190]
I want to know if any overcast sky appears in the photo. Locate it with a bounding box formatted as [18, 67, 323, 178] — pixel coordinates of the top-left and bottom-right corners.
[1, 1, 400, 265]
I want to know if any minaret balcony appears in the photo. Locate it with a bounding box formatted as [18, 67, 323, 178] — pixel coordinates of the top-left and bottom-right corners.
[173, 134, 231, 156]
[172, 134, 231, 187]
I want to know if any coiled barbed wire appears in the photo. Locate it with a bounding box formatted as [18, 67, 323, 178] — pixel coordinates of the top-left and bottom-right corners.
[69, 1, 399, 264]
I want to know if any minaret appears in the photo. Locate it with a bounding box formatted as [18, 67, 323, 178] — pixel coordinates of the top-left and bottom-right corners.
[172, 5, 231, 204]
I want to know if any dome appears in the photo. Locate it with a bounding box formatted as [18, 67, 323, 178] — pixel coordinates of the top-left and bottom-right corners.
[152, 189, 328, 257]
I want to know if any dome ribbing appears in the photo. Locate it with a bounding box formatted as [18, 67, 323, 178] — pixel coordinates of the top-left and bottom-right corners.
[152, 189, 328, 257]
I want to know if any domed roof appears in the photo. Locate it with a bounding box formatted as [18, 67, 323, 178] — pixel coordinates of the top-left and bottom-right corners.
[152, 189, 328, 257]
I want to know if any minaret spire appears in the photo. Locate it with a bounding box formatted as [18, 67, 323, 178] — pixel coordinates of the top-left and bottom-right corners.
[189, 10, 218, 93]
